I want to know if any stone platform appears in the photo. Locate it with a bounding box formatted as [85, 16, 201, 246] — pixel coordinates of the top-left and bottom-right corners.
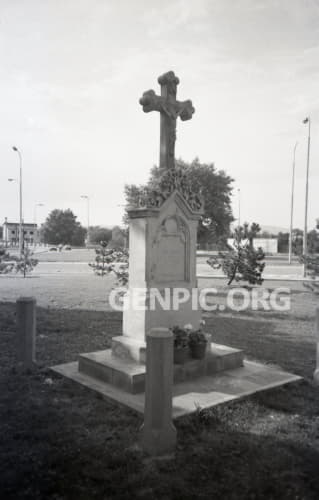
[51, 359, 302, 418]
[78, 342, 244, 394]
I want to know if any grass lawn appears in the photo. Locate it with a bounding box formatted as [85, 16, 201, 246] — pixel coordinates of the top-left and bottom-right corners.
[0, 282, 319, 499]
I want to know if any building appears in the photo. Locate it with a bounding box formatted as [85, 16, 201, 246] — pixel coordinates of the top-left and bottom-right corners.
[227, 237, 278, 254]
[2, 218, 38, 246]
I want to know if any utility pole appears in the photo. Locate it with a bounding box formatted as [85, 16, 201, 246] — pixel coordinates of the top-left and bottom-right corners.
[12, 146, 23, 257]
[288, 142, 298, 264]
[237, 188, 241, 228]
[303, 117, 311, 278]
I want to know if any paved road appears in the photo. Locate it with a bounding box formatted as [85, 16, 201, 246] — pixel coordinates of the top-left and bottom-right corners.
[30, 258, 304, 280]
[6, 247, 304, 279]
[197, 258, 303, 280]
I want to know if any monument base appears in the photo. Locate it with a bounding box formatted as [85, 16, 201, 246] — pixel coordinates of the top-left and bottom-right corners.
[77, 342, 244, 394]
[111, 336, 146, 364]
[51, 359, 302, 419]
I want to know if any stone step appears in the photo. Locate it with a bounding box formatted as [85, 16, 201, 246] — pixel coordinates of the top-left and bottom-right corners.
[78, 351, 146, 394]
[78, 343, 244, 394]
[111, 336, 146, 364]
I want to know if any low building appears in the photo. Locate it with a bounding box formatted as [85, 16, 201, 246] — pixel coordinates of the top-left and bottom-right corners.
[227, 238, 278, 254]
[2, 218, 38, 246]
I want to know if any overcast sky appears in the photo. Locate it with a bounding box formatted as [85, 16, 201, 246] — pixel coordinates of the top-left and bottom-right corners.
[0, 0, 318, 230]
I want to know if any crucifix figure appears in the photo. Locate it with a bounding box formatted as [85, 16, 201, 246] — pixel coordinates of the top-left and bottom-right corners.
[139, 71, 195, 170]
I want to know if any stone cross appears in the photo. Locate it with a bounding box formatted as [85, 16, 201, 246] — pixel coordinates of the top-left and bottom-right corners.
[139, 71, 195, 170]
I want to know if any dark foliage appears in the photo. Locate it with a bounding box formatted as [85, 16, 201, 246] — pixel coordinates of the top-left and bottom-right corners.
[89, 241, 129, 285]
[89, 226, 112, 246]
[124, 158, 234, 245]
[42, 209, 86, 246]
[208, 223, 265, 286]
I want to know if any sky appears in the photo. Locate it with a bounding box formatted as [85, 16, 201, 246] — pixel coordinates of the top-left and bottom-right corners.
[0, 0, 318, 231]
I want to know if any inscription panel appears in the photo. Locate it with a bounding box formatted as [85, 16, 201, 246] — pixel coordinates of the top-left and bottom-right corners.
[155, 235, 185, 282]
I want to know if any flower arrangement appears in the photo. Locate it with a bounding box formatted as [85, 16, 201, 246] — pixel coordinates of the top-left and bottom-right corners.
[171, 325, 189, 350]
[170, 321, 208, 362]
[188, 329, 208, 347]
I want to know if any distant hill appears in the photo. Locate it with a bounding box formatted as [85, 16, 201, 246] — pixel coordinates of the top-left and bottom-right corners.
[259, 225, 289, 235]
[230, 223, 289, 235]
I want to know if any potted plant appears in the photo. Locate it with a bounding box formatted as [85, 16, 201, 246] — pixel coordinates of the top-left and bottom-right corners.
[171, 326, 189, 364]
[188, 329, 208, 359]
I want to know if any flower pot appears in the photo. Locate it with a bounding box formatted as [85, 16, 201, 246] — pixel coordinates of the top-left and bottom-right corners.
[189, 342, 207, 360]
[174, 347, 188, 364]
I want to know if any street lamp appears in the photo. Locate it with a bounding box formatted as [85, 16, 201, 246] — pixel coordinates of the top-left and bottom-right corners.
[237, 188, 241, 228]
[288, 142, 298, 265]
[302, 117, 311, 277]
[80, 195, 90, 246]
[12, 146, 23, 257]
[34, 203, 44, 246]
[7, 179, 18, 248]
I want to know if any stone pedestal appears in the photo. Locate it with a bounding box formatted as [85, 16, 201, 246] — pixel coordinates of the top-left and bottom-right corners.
[77, 189, 244, 397]
[139, 328, 176, 456]
[112, 191, 202, 366]
[122, 191, 202, 342]
[78, 343, 244, 394]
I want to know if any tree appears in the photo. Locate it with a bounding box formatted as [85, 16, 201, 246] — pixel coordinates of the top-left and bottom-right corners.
[108, 226, 127, 249]
[307, 229, 319, 254]
[207, 223, 265, 286]
[89, 242, 129, 285]
[292, 228, 303, 256]
[0, 246, 38, 277]
[14, 246, 38, 278]
[260, 230, 272, 238]
[124, 158, 234, 245]
[42, 209, 86, 246]
[89, 226, 112, 246]
[291, 227, 319, 257]
[0, 247, 15, 274]
[301, 252, 319, 294]
[299, 221, 319, 293]
[277, 232, 289, 253]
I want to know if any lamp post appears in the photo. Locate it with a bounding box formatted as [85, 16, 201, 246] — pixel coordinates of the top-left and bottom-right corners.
[288, 142, 298, 264]
[34, 203, 44, 246]
[237, 188, 241, 228]
[11, 146, 23, 256]
[12, 146, 23, 257]
[80, 195, 90, 246]
[8, 178, 18, 247]
[302, 117, 311, 278]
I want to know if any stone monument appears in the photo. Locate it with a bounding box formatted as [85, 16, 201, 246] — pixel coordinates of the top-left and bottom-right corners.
[114, 71, 202, 361]
[77, 71, 243, 393]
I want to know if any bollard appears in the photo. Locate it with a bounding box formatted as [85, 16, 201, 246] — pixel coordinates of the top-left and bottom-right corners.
[16, 297, 36, 369]
[314, 308, 319, 385]
[140, 327, 177, 456]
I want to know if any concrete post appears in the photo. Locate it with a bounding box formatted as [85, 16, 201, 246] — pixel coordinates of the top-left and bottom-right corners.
[314, 308, 319, 385]
[140, 327, 177, 456]
[16, 297, 36, 369]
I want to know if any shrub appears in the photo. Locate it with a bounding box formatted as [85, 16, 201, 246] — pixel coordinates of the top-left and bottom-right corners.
[89, 241, 129, 285]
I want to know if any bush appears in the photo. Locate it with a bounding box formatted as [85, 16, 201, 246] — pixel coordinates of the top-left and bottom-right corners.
[0, 246, 38, 277]
[207, 223, 265, 286]
[89, 242, 129, 285]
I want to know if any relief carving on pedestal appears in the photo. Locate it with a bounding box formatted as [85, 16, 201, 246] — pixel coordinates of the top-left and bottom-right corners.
[150, 215, 190, 283]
